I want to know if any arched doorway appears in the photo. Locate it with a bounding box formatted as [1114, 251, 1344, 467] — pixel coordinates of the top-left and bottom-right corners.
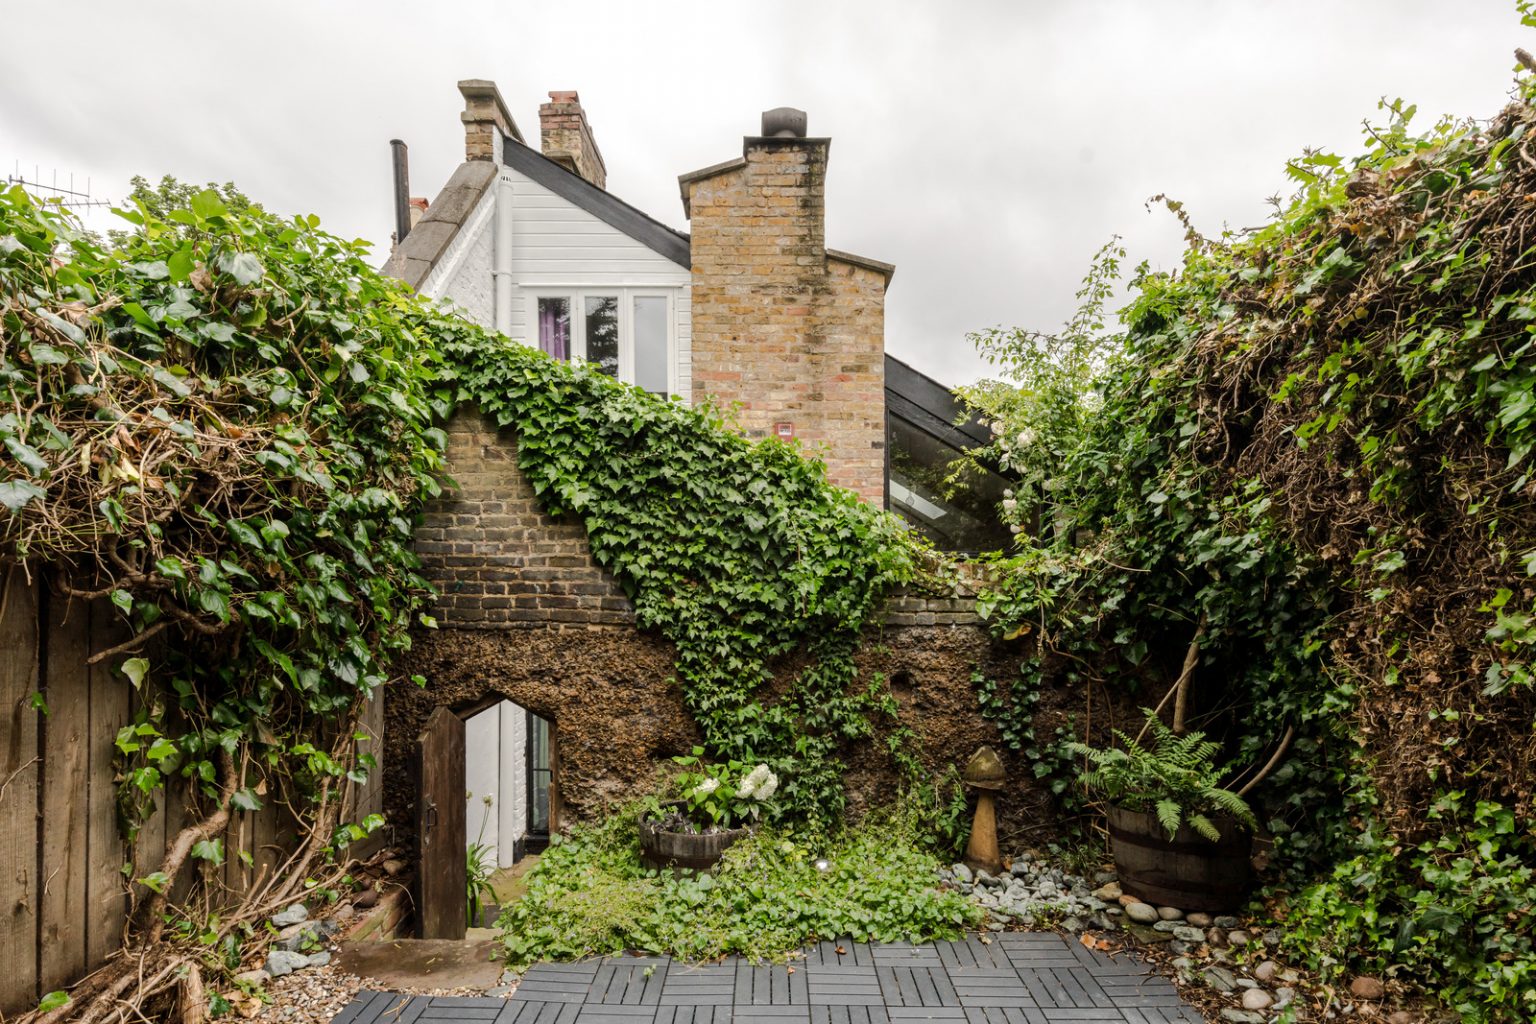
[415, 697, 557, 939]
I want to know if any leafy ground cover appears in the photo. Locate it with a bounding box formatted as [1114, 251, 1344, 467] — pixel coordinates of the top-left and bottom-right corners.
[496, 804, 979, 967]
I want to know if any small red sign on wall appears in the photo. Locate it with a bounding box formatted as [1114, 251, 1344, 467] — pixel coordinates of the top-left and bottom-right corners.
[774, 422, 795, 439]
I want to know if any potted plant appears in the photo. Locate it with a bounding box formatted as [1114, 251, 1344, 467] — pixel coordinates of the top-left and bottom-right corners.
[1067, 710, 1257, 912]
[638, 749, 779, 871]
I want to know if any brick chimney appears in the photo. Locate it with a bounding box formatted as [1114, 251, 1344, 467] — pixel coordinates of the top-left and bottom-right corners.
[539, 91, 606, 189]
[680, 109, 892, 504]
[459, 79, 523, 161]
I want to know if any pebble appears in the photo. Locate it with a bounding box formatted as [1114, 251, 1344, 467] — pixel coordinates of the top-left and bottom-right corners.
[382, 858, 406, 876]
[270, 904, 309, 928]
[1226, 929, 1251, 946]
[1387, 1013, 1414, 1024]
[1125, 902, 1160, 924]
[1184, 912, 1213, 928]
[951, 863, 974, 884]
[234, 969, 272, 986]
[1202, 965, 1238, 993]
[1152, 920, 1181, 933]
[1241, 989, 1274, 1011]
[1350, 976, 1386, 1000]
[307, 951, 332, 967]
[354, 889, 380, 909]
[265, 949, 310, 978]
[1219, 1012, 1264, 1024]
[1156, 906, 1184, 921]
[1172, 926, 1206, 943]
[1253, 960, 1279, 984]
[1274, 987, 1296, 1010]
[1213, 915, 1240, 929]
[1091, 882, 1121, 901]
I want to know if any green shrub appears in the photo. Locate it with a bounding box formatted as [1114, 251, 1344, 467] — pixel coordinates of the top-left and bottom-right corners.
[495, 806, 980, 966]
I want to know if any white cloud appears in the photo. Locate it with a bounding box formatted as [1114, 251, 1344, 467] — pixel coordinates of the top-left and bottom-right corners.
[0, 0, 1522, 385]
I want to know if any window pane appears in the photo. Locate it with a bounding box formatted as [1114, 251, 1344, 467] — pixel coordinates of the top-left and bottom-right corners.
[633, 296, 669, 394]
[537, 297, 570, 359]
[583, 295, 619, 377]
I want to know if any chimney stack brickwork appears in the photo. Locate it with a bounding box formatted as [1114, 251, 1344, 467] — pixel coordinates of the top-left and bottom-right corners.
[539, 91, 607, 190]
[685, 138, 888, 504]
[459, 79, 520, 161]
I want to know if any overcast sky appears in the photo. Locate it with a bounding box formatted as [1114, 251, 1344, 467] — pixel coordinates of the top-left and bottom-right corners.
[1, 0, 1525, 385]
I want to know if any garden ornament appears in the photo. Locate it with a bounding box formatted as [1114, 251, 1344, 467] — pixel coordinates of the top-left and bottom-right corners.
[962, 745, 1005, 874]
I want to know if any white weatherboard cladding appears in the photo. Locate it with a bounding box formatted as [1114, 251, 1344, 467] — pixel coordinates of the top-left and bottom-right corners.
[423, 162, 692, 398]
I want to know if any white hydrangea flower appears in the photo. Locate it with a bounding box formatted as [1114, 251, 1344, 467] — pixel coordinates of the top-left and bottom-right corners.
[737, 763, 779, 801]
[1003, 488, 1014, 499]
[1017, 428, 1037, 446]
[694, 777, 720, 796]
[1002, 498, 1017, 512]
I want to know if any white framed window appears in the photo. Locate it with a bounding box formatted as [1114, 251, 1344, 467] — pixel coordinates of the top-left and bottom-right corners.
[528, 288, 676, 397]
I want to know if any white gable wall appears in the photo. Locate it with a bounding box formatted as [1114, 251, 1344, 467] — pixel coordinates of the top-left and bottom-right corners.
[420, 163, 692, 398]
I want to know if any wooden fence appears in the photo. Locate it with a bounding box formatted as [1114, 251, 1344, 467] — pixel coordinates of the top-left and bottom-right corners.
[0, 571, 384, 1015]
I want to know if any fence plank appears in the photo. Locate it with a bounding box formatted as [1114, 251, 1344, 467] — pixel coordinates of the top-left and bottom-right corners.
[39, 592, 89, 991]
[0, 574, 41, 1013]
[86, 603, 130, 970]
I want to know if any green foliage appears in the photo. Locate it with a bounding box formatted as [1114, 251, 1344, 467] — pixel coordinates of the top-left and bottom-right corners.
[496, 805, 979, 967]
[434, 321, 921, 826]
[1066, 711, 1255, 841]
[1, 182, 444, 827]
[1283, 795, 1536, 1022]
[961, 51, 1536, 1022]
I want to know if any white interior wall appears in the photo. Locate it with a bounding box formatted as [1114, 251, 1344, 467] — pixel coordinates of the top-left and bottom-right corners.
[464, 706, 502, 862]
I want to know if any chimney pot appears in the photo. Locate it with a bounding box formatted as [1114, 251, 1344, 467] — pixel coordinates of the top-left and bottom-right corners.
[761, 107, 807, 138]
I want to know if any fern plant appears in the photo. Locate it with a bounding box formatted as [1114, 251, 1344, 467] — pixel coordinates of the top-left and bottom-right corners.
[1066, 709, 1256, 841]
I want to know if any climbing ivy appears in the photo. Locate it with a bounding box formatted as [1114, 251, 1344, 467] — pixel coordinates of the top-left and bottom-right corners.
[431, 321, 920, 825]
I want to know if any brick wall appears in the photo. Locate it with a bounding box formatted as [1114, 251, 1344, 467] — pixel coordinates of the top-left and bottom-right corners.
[415, 411, 633, 628]
[416, 409, 978, 631]
[684, 137, 888, 504]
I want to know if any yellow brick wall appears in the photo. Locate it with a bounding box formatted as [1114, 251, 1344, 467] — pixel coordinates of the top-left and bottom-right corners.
[686, 140, 887, 504]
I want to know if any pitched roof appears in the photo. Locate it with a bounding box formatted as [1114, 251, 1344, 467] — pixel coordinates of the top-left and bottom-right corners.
[380, 161, 497, 290]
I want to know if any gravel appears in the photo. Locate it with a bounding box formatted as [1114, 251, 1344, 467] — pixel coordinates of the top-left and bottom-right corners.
[256, 963, 514, 1024]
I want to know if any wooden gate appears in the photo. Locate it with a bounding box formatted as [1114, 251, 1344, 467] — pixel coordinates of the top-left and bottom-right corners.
[415, 705, 466, 939]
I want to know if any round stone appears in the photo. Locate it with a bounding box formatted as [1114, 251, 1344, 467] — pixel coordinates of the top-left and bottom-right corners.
[1227, 929, 1251, 946]
[1241, 990, 1274, 1011]
[1185, 912, 1213, 928]
[1125, 902, 1160, 924]
[1253, 960, 1279, 984]
[1350, 976, 1386, 1001]
[1156, 906, 1184, 921]
[1172, 926, 1206, 943]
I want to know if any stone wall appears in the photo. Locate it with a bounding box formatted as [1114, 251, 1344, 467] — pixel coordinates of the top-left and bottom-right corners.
[387, 408, 1058, 851]
[683, 137, 888, 504]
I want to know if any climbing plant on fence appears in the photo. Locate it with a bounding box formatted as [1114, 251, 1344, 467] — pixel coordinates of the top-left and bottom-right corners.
[1, 176, 919, 1017]
[963, 67, 1536, 1019]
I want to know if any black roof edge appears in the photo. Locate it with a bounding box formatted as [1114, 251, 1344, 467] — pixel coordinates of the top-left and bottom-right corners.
[501, 136, 692, 269]
[884, 354, 992, 450]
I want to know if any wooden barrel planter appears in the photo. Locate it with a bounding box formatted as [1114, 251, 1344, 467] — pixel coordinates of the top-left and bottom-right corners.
[638, 805, 749, 872]
[1106, 804, 1253, 912]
